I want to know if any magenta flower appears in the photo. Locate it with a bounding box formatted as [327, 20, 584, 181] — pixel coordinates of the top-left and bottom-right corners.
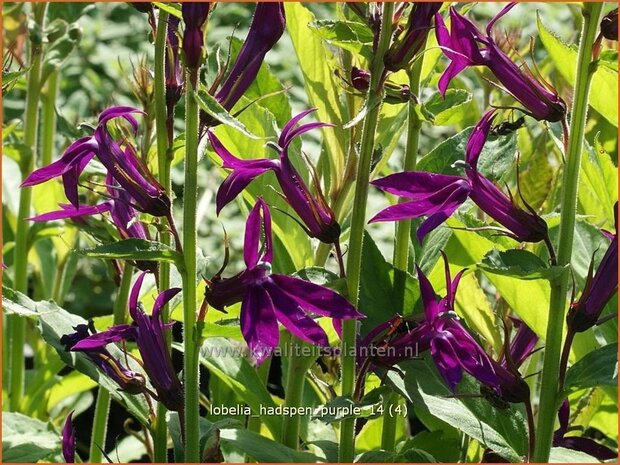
[435, 5, 566, 122]
[415, 256, 499, 392]
[371, 110, 548, 243]
[553, 400, 617, 460]
[601, 8, 618, 41]
[181, 3, 210, 70]
[21, 106, 170, 218]
[567, 211, 618, 333]
[165, 15, 183, 114]
[61, 323, 146, 395]
[384, 3, 443, 71]
[72, 273, 184, 411]
[210, 109, 341, 244]
[61, 412, 75, 463]
[205, 199, 363, 364]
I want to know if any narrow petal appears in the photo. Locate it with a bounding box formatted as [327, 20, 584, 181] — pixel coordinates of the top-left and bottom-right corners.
[270, 274, 363, 319]
[281, 122, 335, 152]
[71, 325, 137, 350]
[244, 199, 273, 268]
[371, 171, 465, 199]
[465, 110, 496, 170]
[152, 287, 182, 320]
[98, 106, 144, 134]
[27, 202, 112, 222]
[438, 59, 470, 96]
[216, 165, 274, 214]
[240, 286, 279, 365]
[278, 108, 317, 147]
[431, 336, 463, 391]
[416, 266, 441, 320]
[62, 412, 76, 463]
[129, 272, 148, 320]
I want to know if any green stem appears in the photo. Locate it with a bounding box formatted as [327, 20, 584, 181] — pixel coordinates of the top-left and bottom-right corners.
[532, 4, 603, 462]
[381, 45, 427, 454]
[182, 71, 201, 463]
[41, 70, 59, 167]
[339, 4, 394, 462]
[89, 265, 133, 462]
[153, 11, 172, 463]
[9, 3, 48, 412]
[281, 338, 308, 450]
[247, 358, 271, 436]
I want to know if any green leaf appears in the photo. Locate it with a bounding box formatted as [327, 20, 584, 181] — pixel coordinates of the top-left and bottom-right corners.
[479, 249, 567, 280]
[197, 338, 282, 439]
[538, 14, 618, 126]
[564, 343, 618, 392]
[308, 19, 373, 60]
[219, 428, 320, 462]
[293, 267, 347, 296]
[79, 239, 184, 270]
[417, 128, 517, 183]
[152, 2, 181, 18]
[285, 3, 349, 179]
[549, 447, 600, 463]
[391, 358, 527, 462]
[2, 412, 60, 463]
[194, 87, 262, 139]
[40, 23, 81, 85]
[422, 89, 473, 126]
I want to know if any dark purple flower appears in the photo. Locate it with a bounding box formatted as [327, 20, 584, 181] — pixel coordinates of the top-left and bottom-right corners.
[553, 400, 617, 460]
[165, 15, 183, 113]
[61, 323, 147, 395]
[371, 110, 548, 243]
[61, 412, 75, 463]
[210, 109, 341, 244]
[567, 215, 618, 333]
[181, 3, 210, 70]
[205, 198, 363, 364]
[416, 255, 499, 392]
[351, 66, 371, 92]
[384, 3, 443, 71]
[435, 5, 566, 122]
[72, 273, 184, 411]
[21, 106, 170, 218]
[601, 8, 618, 41]
[215, 3, 285, 111]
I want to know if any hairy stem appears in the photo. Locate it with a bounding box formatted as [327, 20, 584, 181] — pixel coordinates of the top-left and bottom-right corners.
[532, 4, 603, 461]
[339, 4, 394, 462]
[152, 10, 172, 462]
[89, 265, 133, 462]
[9, 2, 48, 412]
[182, 70, 201, 463]
[281, 338, 307, 450]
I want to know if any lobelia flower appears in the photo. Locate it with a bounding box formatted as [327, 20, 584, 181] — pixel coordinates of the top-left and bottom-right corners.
[370, 110, 548, 243]
[71, 273, 184, 411]
[204, 198, 363, 364]
[21, 106, 171, 218]
[567, 210, 618, 333]
[200, 3, 286, 129]
[61, 412, 76, 463]
[181, 3, 210, 70]
[61, 322, 147, 395]
[210, 109, 341, 244]
[414, 255, 499, 392]
[553, 400, 617, 460]
[435, 4, 566, 122]
[383, 3, 443, 71]
[601, 8, 618, 41]
[28, 174, 158, 273]
[165, 15, 183, 115]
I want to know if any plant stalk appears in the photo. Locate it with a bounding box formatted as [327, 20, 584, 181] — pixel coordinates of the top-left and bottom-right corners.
[182, 71, 201, 463]
[89, 264, 133, 462]
[281, 338, 308, 450]
[339, 4, 394, 462]
[9, 2, 48, 412]
[153, 10, 172, 462]
[532, 3, 603, 461]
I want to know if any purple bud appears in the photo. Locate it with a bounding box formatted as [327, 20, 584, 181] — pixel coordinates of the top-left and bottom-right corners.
[62, 412, 76, 463]
[601, 8, 618, 41]
[350, 66, 371, 92]
[181, 3, 210, 69]
[165, 15, 184, 113]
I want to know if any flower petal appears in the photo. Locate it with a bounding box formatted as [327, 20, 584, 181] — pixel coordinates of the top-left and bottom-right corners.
[27, 202, 112, 222]
[70, 324, 137, 350]
[241, 285, 279, 365]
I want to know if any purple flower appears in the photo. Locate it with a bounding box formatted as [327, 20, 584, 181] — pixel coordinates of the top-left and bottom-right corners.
[371, 110, 548, 243]
[601, 8, 618, 41]
[181, 3, 210, 70]
[28, 175, 158, 272]
[384, 3, 443, 71]
[61, 323, 147, 395]
[435, 5, 566, 122]
[210, 109, 341, 244]
[553, 400, 617, 460]
[205, 199, 363, 364]
[72, 273, 184, 411]
[61, 412, 75, 463]
[21, 106, 170, 218]
[567, 214, 618, 333]
[416, 255, 499, 392]
[215, 3, 285, 111]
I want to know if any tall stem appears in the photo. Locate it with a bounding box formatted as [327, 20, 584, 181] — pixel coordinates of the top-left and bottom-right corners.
[153, 11, 172, 462]
[339, 4, 394, 462]
[9, 3, 48, 412]
[182, 71, 201, 463]
[281, 337, 308, 450]
[89, 264, 133, 462]
[41, 70, 59, 167]
[381, 51, 426, 452]
[532, 4, 603, 461]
